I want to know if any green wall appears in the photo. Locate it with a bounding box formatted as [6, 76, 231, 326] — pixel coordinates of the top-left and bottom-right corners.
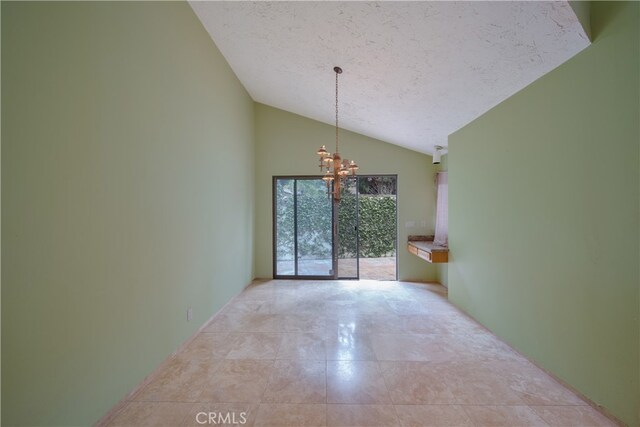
[448, 2, 639, 425]
[1, 3, 3, 424]
[254, 103, 437, 282]
[2, 2, 255, 425]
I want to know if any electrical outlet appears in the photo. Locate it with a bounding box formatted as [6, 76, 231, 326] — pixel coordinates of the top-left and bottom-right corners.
[187, 307, 193, 322]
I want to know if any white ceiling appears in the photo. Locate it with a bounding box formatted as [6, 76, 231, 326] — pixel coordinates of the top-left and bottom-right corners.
[190, 1, 589, 155]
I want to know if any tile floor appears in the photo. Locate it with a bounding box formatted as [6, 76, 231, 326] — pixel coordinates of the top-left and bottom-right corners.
[107, 280, 618, 426]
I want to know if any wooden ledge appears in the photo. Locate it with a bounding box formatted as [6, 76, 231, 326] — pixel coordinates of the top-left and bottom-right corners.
[407, 239, 448, 263]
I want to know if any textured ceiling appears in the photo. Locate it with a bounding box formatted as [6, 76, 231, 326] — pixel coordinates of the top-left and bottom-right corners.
[190, 1, 589, 154]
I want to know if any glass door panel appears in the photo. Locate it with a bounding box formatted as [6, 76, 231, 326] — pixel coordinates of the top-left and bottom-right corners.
[274, 179, 295, 276]
[337, 177, 359, 279]
[357, 175, 398, 280]
[296, 179, 333, 276]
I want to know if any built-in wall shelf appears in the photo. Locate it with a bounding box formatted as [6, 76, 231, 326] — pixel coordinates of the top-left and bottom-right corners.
[407, 236, 449, 263]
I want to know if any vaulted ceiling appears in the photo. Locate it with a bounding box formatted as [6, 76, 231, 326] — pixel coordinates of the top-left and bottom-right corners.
[190, 1, 590, 155]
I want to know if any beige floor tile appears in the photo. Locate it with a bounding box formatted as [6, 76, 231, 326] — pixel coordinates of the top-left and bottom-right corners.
[366, 314, 408, 334]
[235, 314, 285, 333]
[286, 300, 328, 315]
[199, 359, 274, 403]
[444, 361, 525, 405]
[133, 357, 219, 403]
[326, 303, 391, 319]
[327, 361, 391, 404]
[325, 333, 377, 361]
[203, 313, 243, 332]
[394, 405, 474, 427]
[108, 401, 192, 427]
[238, 285, 278, 301]
[397, 282, 446, 294]
[495, 362, 587, 406]
[371, 334, 456, 362]
[400, 314, 483, 336]
[379, 362, 456, 404]
[271, 296, 315, 314]
[282, 314, 327, 334]
[325, 293, 359, 306]
[225, 333, 283, 359]
[453, 332, 523, 362]
[184, 403, 258, 427]
[454, 380, 525, 405]
[262, 359, 326, 403]
[253, 403, 326, 426]
[530, 405, 619, 427]
[277, 333, 327, 360]
[463, 405, 550, 426]
[385, 298, 431, 315]
[181, 333, 233, 360]
[221, 299, 273, 316]
[354, 303, 399, 317]
[326, 313, 373, 336]
[399, 315, 448, 335]
[326, 404, 399, 426]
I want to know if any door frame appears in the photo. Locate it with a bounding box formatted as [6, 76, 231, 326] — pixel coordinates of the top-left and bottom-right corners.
[272, 174, 398, 280]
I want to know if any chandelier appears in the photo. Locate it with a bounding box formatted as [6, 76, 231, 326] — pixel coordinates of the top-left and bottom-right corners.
[316, 66, 358, 201]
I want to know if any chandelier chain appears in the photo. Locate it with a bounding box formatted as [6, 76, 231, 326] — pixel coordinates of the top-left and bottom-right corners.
[335, 70, 339, 155]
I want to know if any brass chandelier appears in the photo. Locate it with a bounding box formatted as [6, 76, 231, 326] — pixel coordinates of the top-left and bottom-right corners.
[316, 66, 358, 201]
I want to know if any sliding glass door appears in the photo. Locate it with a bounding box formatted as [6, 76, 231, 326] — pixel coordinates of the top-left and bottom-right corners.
[274, 177, 333, 278]
[357, 175, 398, 280]
[273, 175, 397, 280]
[296, 179, 333, 276]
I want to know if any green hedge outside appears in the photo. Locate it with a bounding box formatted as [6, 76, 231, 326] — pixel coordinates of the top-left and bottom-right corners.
[338, 195, 396, 258]
[276, 179, 396, 260]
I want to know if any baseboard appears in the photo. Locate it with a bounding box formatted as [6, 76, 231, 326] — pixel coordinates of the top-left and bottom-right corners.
[93, 279, 257, 427]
